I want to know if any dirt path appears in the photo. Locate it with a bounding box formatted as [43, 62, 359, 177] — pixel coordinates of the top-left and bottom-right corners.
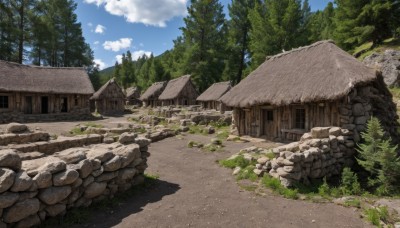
[75, 134, 371, 228]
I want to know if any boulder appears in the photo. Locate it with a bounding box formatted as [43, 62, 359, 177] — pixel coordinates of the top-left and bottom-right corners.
[53, 169, 79, 186]
[103, 156, 122, 172]
[84, 182, 107, 198]
[135, 137, 151, 148]
[6, 123, 28, 134]
[118, 168, 137, 181]
[96, 171, 117, 182]
[15, 214, 41, 228]
[311, 127, 330, 139]
[113, 144, 140, 168]
[0, 168, 15, 193]
[38, 186, 71, 205]
[118, 132, 137, 144]
[73, 159, 93, 178]
[0, 192, 20, 208]
[3, 198, 40, 223]
[0, 149, 21, 171]
[11, 171, 33, 192]
[45, 204, 66, 217]
[363, 50, 400, 87]
[257, 157, 270, 165]
[352, 103, 365, 116]
[22, 157, 66, 176]
[329, 127, 341, 137]
[53, 148, 88, 164]
[33, 171, 52, 189]
[86, 147, 114, 163]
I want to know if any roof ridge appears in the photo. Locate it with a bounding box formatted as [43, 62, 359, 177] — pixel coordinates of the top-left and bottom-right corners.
[266, 40, 335, 61]
[0, 59, 85, 70]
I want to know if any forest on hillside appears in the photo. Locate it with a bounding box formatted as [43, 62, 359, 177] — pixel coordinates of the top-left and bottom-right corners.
[1, 0, 399, 93]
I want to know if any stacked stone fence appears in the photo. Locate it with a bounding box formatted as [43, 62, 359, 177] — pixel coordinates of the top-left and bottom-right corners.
[0, 124, 151, 227]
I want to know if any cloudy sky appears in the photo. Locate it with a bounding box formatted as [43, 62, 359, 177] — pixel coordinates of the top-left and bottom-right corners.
[76, 0, 331, 70]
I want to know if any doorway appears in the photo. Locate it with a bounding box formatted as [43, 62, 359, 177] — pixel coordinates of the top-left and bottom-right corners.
[263, 109, 275, 138]
[61, 97, 68, 112]
[25, 96, 32, 114]
[41, 96, 48, 114]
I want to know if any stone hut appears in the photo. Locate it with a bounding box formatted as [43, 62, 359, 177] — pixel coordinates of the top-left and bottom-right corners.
[90, 78, 125, 115]
[125, 87, 141, 106]
[140, 81, 167, 107]
[0, 60, 94, 123]
[197, 81, 232, 111]
[220, 40, 399, 143]
[159, 75, 199, 106]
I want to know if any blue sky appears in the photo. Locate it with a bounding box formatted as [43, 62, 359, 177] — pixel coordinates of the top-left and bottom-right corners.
[76, 0, 331, 70]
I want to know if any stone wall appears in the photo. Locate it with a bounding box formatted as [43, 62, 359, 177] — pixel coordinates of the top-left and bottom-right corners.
[253, 127, 355, 187]
[0, 112, 96, 124]
[0, 126, 151, 227]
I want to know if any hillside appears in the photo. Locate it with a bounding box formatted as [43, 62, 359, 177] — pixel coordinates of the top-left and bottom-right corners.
[353, 38, 400, 60]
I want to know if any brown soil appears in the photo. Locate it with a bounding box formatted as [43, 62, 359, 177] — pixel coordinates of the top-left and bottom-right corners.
[73, 133, 371, 228]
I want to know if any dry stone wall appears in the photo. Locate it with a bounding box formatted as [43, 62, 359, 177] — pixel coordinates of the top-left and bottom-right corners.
[0, 124, 151, 227]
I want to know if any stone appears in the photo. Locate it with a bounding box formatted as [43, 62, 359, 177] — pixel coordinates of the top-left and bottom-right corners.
[309, 139, 321, 147]
[11, 171, 33, 192]
[286, 153, 303, 163]
[355, 116, 368, 125]
[103, 155, 122, 172]
[96, 171, 118, 182]
[90, 159, 101, 170]
[363, 50, 400, 86]
[38, 186, 71, 205]
[72, 178, 83, 188]
[74, 159, 93, 179]
[342, 124, 355, 131]
[3, 198, 40, 223]
[253, 169, 263, 176]
[119, 132, 137, 144]
[86, 147, 114, 163]
[300, 133, 312, 142]
[118, 168, 137, 181]
[0, 168, 15, 193]
[6, 123, 28, 133]
[53, 148, 87, 164]
[352, 103, 365, 116]
[133, 175, 145, 186]
[53, 169, 79, 186]
[283, 165, 301, 173]
[135, 137, 151, 148]
[113, 144, 141, 168]
[257, 157, 270, 165]
[35, 158, 66, 176]
[311, 127, 330, 139]
[280, 177, 296, 188]
[329, 127, 341, 136]
[207, 127, 215, 134]
[103, 137, 115, 144]
[33, 171, 52, 189]
[276, 167, 301, 180]
[45, 204, 66, 217]
[85, 182, 107, 198]
[0, 192, 19, 208]
[92, 166, 104, 177]
[18, 191, 38, 202]
[303, 151, 313, 163]
[15, 214, 41, 228]
[232, 167, 241, 175]
[0, 149, 21, 171]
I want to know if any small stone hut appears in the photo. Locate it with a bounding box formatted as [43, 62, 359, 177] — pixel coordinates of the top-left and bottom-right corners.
[140, 81, 167, 107]
[197, 81, 232, 111]
[159, 75, 199, 106]
[220, 40, 399, 142]
[125, 87, 141, 106]
[90, 78, 125, 115]
[0, 60, 94, 123]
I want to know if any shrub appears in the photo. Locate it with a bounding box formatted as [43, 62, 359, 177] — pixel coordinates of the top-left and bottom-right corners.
[340, 168, 363, 195]
[357, 117, 400, 195]
[236, 165, 258, 181]
[219, 155, 252, 169]
[318, 178, 331, 197]
[364, 206, 389, 227]
[261, 175, 299, 199]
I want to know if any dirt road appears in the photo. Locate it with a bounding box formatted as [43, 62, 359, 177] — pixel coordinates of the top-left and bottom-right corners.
[76, 134, 371, 228]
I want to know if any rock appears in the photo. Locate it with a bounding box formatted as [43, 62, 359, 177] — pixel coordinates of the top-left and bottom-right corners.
[207, 127, 215, 134]
[90, 159, 101, 170]
[0, 149, 21, 171]
[86, 147, 114, 163]
[96, 171, 117, 182]
[113, 144, 140, 168]
[15, 214, 41, 228]
[53, 169, 79, 186]
[242, 153, 254, 161]
[11, 171, 33, 192]
[257, 157, 270, 165]
[352, 103, 365, 116]
[83, 175, 94, 187]
[279, 177, 295, 188]
[53, 148, 87, 164]
[85, 182, 107, 198]
[3, 198, 40, 223]
[253, 169, 263, 176]
[22, 157, 66, 176]
[232, 167, 241, 175]
[45, 204, 66, 217]
[118, 168, 137, 181]
[18, 191, 38, 202]
[70, 159, 93, 179]
[72, 178, 83, 188]
[103, 155, 122, 172]
[33, 171, 52, 189]
[103, 137, 115, 144]
[6, 123, 28, 133]
[118, 132, 137, 144]
[179, 126, 189, 132]
[363, 50, 400, 86]
[329, 127, 341, 136]
[211, 138, 222, 145]
[300, 133, 312, 142]
[0, 192, 20, 208]
[92, 166, 104, 177]
[135, 137, 151, 148]
[0, 168, 15, 193]
[286, 153, 303, 163]
[311, 127, 330, 139]
[38, 186, 71, 205]
[355, 116, 367, 125]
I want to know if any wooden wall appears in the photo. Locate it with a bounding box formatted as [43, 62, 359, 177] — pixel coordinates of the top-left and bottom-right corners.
[161, 80, 198, 106]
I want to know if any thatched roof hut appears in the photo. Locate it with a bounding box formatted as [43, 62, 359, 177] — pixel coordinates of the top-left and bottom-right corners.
[140, 81, 167, 107]
[220, 40, 376, 108]
[91, 78, 125, 115]
[0, 60, 94, 95]
[220, 40, 398, 143]
[197, 81, 231, 111]
[125, 87, 141, 106]
[159, 75, 198, 106]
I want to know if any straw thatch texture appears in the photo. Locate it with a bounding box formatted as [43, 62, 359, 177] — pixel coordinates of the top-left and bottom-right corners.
[197, 81, 231, 101]
[159, 75, 194, 100]
[126, 87, 140, 99]
[140, 81, 167, 100]
[220, 40, 377, 108]
[0, 60, 94, 95]
[90, 78, 125, 100]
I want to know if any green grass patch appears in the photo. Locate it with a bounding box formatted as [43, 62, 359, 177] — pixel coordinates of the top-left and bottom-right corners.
[219, 155, 254, 169]
[344, 198, 361, 208]
[364, 206, 389, 227]
[216, 130, 230, 140]
[187, 140, 204, 148]
[356, 38, 400, 60]
[261, 175, 298, 199]
[236, 165, 258, 181]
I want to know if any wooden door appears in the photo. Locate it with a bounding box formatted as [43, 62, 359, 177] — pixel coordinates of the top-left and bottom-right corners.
[61, 97, 68, 112]
[41, 96, 48, 114]
[263, 110, 275, 138]
[25, 96, 32, 114]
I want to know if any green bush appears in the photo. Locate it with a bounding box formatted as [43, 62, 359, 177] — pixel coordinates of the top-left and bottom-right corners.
[364, 206, 389, 227]
[219, 155, 252, 169]
[261, 175, 299, 199]
[357, 117, 400, 195]
[340, 168, 363, 195]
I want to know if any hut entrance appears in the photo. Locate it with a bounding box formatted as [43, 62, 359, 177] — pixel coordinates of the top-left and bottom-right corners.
[41, 96, 48, 114]
[61, 97, 68, 113]
[262, 109, 274, 138]
[25, 96, 32, 114]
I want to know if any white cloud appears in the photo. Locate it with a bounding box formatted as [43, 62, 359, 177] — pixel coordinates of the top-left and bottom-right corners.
[94, 59, 107, 70]
[88, 22, 93, 27]
[116, 55, 123, 64]
[132, 50, 151, 60]
[95, 24, 106, 34]
[94, 41, 100, 45]
[83, 0, 187, 27]
[103, 38, 132, 52]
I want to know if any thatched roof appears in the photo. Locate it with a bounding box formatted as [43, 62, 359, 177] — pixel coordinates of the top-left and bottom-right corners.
[220, 40, 377, 108]
[126, 87, 140, 99]
[140, 81, 167, 100]
[197, 81, 231, 102]
[159, 75, 195, 100]
[91, 78, 125, 100]
[0, 60, 94, 95]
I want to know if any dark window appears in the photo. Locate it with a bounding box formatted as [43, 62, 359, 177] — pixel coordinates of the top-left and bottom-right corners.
[74, 95, 78, 106]
[0, 96, 9, 108]
[295, 109, 306, 129]
[267, 110, 273, 121]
